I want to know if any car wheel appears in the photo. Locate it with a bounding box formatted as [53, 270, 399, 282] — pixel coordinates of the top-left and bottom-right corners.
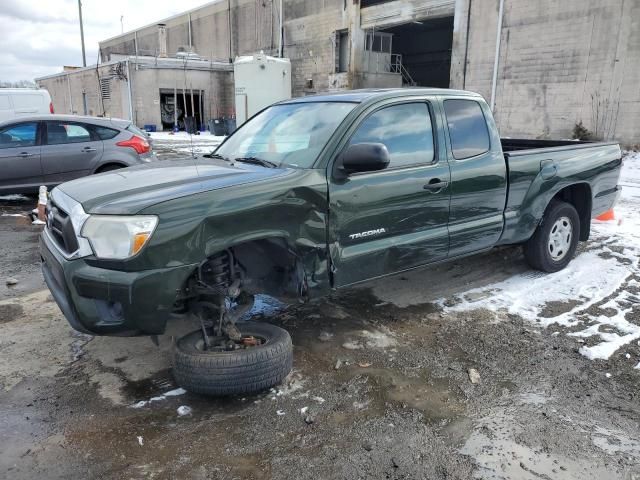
[173, 321, 293, 396]
[523, 200, 580, 273]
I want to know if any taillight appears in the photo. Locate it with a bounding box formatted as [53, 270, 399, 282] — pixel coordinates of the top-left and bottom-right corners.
[116, 135, 150, 155]
[49, 102, 54, 114]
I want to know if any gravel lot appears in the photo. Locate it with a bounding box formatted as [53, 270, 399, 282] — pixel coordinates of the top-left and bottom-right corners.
[1, 141, 639, 480]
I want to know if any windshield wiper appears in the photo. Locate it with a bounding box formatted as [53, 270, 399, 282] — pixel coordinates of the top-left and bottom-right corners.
[203, 152, 230, 161]
[234, 156, 278, 168]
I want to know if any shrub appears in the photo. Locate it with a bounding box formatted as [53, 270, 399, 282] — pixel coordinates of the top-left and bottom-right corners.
[572, 121, 593, 141]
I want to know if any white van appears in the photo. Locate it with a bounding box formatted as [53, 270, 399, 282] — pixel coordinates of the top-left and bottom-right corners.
[0, 89, 53, 122]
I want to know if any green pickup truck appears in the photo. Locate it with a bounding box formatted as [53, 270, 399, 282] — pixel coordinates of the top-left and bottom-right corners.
[40, 88, 622, 395]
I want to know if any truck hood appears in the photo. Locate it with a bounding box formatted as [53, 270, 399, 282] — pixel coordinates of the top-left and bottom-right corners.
[58, 158, 294, 214]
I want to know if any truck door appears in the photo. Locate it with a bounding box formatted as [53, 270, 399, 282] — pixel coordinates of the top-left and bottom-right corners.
[328, 100, 451, 287]
[442, 98, 507, 257]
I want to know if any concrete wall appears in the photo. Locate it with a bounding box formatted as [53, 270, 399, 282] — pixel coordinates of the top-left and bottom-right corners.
[37, 63, 129, 119]
[51, 0, 639, 144]
[100, 0, 355, 96]
[129, 67, 233, 128]
[37, 60, 233, 130]
[451, 0, 640, 144]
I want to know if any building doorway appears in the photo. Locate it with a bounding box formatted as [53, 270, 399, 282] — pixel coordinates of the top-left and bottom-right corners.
[159, 89, 203, 131]
[381, 16, 454, 88]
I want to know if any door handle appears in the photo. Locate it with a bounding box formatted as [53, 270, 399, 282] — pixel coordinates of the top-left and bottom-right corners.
[82, 147, 97, 153]
[423, 179, 449, 192]
[18, 152, 34, 158]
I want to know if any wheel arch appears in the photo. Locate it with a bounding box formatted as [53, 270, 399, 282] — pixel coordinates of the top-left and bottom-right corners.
[94, 162, 127, 174]
[176, 235, 310, 310]
[546, 182, 592, 241]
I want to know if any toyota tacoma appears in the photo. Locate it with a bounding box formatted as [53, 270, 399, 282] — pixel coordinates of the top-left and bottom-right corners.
[40, 88, 622, 395]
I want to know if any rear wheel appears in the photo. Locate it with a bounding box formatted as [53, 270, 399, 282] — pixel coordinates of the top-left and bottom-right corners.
[173, 321, 293, 396]
[523, 200, 580, 273]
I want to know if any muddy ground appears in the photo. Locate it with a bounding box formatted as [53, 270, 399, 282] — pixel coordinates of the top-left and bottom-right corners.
[1, 143, 639, 479]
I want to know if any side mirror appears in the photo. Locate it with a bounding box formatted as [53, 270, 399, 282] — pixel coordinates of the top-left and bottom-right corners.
[339, 142, 390, 175]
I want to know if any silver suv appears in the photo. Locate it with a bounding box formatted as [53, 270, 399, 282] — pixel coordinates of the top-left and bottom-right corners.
[0, 115, 156, 195]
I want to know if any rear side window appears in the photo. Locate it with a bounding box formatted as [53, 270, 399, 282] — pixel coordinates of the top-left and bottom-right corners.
[349, 102, 435, 168]
[0, 123, 38, 149]
[444, 99, 490, 159]
[93, 126, 120, 140]
[46, 122, 92, 145]
[127, 124, 147, 137]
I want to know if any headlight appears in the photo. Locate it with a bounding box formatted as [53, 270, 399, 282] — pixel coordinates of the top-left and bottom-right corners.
[81, 215, 158, 259]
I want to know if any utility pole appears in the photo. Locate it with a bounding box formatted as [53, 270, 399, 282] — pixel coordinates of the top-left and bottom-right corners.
[278, 0, 283, 58]
[227, 0, 233, 63]
[78, 0, 87, 67]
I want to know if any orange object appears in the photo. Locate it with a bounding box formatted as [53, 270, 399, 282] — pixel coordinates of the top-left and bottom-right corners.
[596, 209, 615, 221]
[131, 232, 151, 255]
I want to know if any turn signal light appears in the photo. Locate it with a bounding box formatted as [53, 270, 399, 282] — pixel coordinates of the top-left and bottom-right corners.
[131, 232, 151, 255]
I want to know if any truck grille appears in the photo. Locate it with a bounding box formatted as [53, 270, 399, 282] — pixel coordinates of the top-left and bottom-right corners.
[46, 200, 79, 255]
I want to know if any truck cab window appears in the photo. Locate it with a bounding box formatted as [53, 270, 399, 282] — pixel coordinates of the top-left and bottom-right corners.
[443, 99, 490, 159]
[349, 102, 435, 168]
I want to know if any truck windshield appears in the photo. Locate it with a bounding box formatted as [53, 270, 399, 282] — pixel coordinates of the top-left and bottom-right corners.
[214, 102, 356, 168]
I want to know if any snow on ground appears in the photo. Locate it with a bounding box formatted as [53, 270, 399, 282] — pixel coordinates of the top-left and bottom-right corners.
[442, 151, 640, 361]
[0, 194, 29, 201]
[131, 387, 187, 408]
[149, 131, 226, 155]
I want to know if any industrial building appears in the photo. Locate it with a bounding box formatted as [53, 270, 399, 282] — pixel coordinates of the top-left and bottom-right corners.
[37, 0, 639, 144]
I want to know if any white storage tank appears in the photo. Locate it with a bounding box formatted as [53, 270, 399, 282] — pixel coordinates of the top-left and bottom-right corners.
[234, 53, 292, 126]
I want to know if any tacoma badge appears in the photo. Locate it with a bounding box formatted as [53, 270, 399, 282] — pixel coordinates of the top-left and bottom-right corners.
[349, 228, 386, 240]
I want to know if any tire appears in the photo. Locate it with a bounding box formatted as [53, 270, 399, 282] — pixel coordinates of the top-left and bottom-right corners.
[173, 322, 293, 396]
[523, 200, 580, 273]
[96, 164, 124, 173]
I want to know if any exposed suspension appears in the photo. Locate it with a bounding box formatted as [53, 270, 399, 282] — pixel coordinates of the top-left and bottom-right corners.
[191, 250, 253, 347]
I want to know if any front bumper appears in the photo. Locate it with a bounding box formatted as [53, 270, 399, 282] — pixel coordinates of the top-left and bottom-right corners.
[40, 230, 196, 336]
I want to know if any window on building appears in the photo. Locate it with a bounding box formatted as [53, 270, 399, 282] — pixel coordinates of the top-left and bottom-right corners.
[336, 30, 350, 73]
[0, 123, 38, 149]
[443, 100, 490, 159]
[349, 102, 435, 168]
[365, 31, 392, 54]
[46, 122, 92, 145]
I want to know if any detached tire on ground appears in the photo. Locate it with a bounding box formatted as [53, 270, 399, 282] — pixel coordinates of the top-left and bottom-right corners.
[173, 322, 293, 396]
[523, 200, 580, 273]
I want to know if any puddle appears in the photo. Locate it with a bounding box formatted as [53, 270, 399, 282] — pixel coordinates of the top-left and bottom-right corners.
[460, 409, 632, 479]
[518, 392, 550, 405]
[0, 303, 24, 323]
[591, 426, 640, 459]
[336, 366, 465, 423]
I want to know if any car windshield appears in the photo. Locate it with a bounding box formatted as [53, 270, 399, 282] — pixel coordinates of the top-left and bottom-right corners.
[214, 102, 357, 168]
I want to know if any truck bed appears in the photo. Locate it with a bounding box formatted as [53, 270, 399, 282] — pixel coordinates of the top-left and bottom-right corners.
[497, 138, 622, 246]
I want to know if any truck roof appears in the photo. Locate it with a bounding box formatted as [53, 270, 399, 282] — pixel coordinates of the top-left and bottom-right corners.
[279, 88, 483, 104]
